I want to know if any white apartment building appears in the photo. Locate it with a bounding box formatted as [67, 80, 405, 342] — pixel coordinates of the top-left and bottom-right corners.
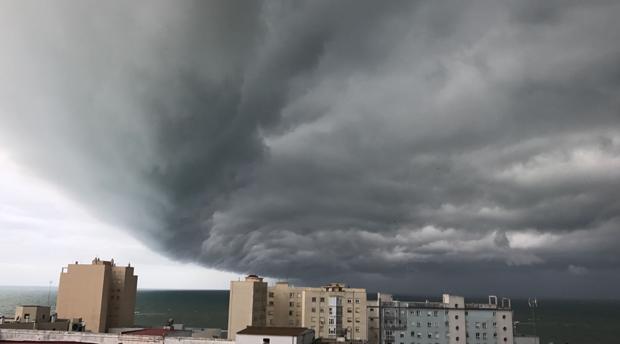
[370, 294, 513, 344]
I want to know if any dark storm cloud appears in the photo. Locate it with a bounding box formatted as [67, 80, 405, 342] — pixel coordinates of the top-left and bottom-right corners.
[1, 0, 619, 297]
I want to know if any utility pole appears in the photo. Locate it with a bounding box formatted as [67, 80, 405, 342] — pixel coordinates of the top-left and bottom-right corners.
[528, 297, 538, 337]
[47, 280, 52, 306]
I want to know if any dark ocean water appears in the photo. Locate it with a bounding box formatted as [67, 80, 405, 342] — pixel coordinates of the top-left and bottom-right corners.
[1, 287, 618, 343]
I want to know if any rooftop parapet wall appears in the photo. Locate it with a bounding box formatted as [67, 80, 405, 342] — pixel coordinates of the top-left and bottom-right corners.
[0, 329, 235, 344]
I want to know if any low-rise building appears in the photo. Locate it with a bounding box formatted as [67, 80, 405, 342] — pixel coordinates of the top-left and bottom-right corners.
[236, 326, 314, 344]
[0, 306, 70, 331]
[371, 294, 514, 344]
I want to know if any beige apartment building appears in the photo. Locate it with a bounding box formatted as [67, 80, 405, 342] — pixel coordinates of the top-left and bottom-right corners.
[227, 275, 268, 340]
[267, 282, 368, 341]
[56, 257, 138, 333]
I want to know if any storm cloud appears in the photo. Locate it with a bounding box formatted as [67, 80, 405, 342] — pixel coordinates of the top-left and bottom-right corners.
[1, 0, 619, 297]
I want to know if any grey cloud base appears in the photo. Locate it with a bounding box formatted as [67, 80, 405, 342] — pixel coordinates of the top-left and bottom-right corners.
[1, 0, 619, 297]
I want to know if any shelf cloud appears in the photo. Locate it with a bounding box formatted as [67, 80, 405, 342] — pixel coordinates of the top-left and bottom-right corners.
[1, 0, 619, 296]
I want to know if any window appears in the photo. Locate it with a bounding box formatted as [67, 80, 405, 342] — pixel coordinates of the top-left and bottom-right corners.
[475, 333, 480, 339]
[312, 297, 316, 302]
[290, 293, 295, 298]
[482, 323, 487, 329]
[410, 332, 415, 336]
[320, 308, 324, 313]
[320, 297, 325, 302]
[427, 311, 432, 317]
[289, 302, 294, 307]
[427, 322, 432, 328]
[455, 337, 459, 342]
[416, 310, 421, 316]
[355, 327, 360, 333]
[475, 322, 480, 329]
[503, 326, 507, 331]
[454, 315, 459, 320]
[269, 292, 274, 297]
[504, 338, 507, 342]
[355, 299, 360, 304]
[269, 301, 274, 306]
[347, 299, 352, 303]
[312, 308, 316, 313]
[427, 333, 432, 339]
[433, 311, 438, 317]
[400, 333, 404, 338]
[263, 338, 270, 344]
[483, 333, 487, 339]
[502, 314, 506, 319]
[416, 322, 421, 328]
[347, 307, 353, 313]
[289, 311, 293, 316]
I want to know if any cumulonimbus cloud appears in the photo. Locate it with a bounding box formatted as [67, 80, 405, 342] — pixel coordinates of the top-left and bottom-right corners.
[1, 0, 619, 296]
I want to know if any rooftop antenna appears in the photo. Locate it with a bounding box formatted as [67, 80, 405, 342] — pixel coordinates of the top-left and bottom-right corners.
[47, 280, 52, 306]
[528, 297, 538, 337]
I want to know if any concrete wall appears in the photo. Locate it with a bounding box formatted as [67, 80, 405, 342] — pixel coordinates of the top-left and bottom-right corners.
[0, 321, 70, 331]
[236, 333, 313, 344]
[107, 265, 138, 328]
[0, 329, 235, 344]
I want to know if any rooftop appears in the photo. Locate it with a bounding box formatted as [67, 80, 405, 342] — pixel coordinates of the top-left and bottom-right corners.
[238, 326, 312, 336]
[122, 328, 176, 336]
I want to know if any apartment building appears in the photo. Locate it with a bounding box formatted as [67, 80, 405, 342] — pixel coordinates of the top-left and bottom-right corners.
[267, 282, 368, 341]
[372, 294, 513, 344]
[228, 275, 268, 340]
[56, 258, 138, 333]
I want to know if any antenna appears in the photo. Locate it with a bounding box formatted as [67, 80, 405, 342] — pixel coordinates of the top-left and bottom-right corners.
[47, 281, 52, 306]
[528, 297, 538, 337]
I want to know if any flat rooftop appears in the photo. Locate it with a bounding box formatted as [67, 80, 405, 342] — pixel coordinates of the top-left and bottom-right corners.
[238, 326, 312, 336]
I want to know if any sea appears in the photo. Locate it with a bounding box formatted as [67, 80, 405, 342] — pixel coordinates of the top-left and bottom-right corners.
[0, 286, 618, 344]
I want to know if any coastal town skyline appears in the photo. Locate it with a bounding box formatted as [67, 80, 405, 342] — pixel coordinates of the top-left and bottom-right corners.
[1, 0, 620, 299]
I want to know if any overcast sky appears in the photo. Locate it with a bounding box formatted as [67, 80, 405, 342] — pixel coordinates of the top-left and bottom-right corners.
[0, 0, 619, 298]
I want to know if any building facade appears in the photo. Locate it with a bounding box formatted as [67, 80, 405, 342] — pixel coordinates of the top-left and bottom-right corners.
[372, 294, 513, 344]
[236, 326, 315, 344]
[267, 282, 368, 341]
[56, 258, 138, 333]
[228, 275, 268, 340]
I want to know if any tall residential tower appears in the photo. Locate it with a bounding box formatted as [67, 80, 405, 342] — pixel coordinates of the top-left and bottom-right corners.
[56, 258, 137, 333]
[227, 275, 268, 340]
